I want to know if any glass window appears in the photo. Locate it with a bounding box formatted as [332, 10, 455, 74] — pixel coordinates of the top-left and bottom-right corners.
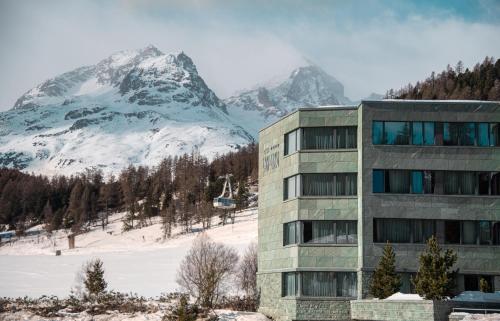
[423, 171, 434, 194]
[347, 221, 357, 244]
[479, 221, 492, 245]
[301, 272, 337, 297]
[303, 221, 312, 243]
[387, 170, 410, 193]
[411, 171, 423, 194]
[302, 173, 356, 197]
[460, 172, 477, 195]
[336, 221, 348, 244]
[478, 173, 490, 195]
[373, 121, 384, 145]
[302, 127, 334, 150]
[412, 122, 423, 145]
[435, 122, 444, 145]
[283, 272, 298, 297]
[490, 123, 499, 146]
[309, 221, 336, 244]
[491, 172, 500, 195]
[373, 170, 385, 193]
[444, 123, 459, 146]
[284, 221, 299, 245]
[444, 172, 460, 194]
[424, 122, 435, 145]
[285, 129, 299, 155]
[478, 123, 490, 146]
[445, 221, 461, 244]
[337, 272, 357, 297]
[413, 220, 435, 243]
[336, 127, 347, 149]
[346, 127, 357, 148]
[464, 275, 479, 291]
[462, 221, 477, 245]
[385, 121, 410, 145]
[462, 123, 476, 146]
[493, 222, 500, 245]
[374, 219, 411, 243]
[284, 175, 299, 200]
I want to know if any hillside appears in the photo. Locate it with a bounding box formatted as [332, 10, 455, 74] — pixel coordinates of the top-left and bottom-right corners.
[390, 57, 500, 101]
[0, 208, 257, 298]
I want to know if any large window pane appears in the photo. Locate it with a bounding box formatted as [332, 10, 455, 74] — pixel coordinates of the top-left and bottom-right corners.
[412, 122, 423, 145]
[347, 221, 358, 244]
[302, 174, 334, 196]
[373, 170, 385, 193]
[460, 172, 477, 195]
[493, 222, 500, 245]
[373, 121, 384, 145]
[385, 122, 410, 145]
[301, 272, 336, 297]
[435, 122, 444, 145]
[424, 122, 435, 145]
[479, 221, 492, 245]
[346, 127, 357, 148]
[283, 272, 298, 297]
[387, 170, 410, 193]
[490, 123, 499, 146]
[479, 172, 490, 195]
[336, 127, 347, 149]
[478, 123, 490, 146]
[285, 129, 298, 155]
[444, 123, 459, 145]
[337, 272, 357, 297]
[462, 123, 476, 146]
[462, 221, 477, 245]
[345, 174, 357, 196]
[423, 171, 434, 194]
[284, 175, 299, 200]
[411, 171, 423, 194]
[302, 127, 334, 150]
[413, 220, 435, 243]
[310, 221, 336, 244]
[491, 173, 500, 195]
[284, 221, 299, 245]
[374, 219, 411, 243]
[336, 221, 348, 244]
[445, 221, 461, 244]
[444, 172, 460, 194]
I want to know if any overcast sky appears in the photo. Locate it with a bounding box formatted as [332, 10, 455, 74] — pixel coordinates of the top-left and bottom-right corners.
[0, 0, 499, 110]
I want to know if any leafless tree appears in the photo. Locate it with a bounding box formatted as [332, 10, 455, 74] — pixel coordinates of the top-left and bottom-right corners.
[176, 234, 239, 307]
[237, 242, 258, 299]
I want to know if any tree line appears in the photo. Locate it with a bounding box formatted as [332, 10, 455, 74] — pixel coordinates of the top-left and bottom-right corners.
[387, 57, 500, 101]
[0, 143, 258, 235]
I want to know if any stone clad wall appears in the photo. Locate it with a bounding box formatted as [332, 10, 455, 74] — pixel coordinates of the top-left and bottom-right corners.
[295, 299, 351, 321]
[350, 300, 456, 321]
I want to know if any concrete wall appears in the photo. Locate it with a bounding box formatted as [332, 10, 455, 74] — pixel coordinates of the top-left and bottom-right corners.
[359, 101, 500, 295]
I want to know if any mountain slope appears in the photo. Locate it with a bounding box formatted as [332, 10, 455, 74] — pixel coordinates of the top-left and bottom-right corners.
[0, 46, 253, 176]
[224, 65, 352, 135]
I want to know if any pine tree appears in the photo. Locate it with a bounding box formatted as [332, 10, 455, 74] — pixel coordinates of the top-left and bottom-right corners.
[369, 242, 401, 299]
[413, 236, 458, 300]
[479, 277, 491, 293]
[84, 258, 107, 297]
[42, 200, 54, 233]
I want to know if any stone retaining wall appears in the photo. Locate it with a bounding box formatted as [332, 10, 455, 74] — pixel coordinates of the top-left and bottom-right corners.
[350, 300, 456, 321]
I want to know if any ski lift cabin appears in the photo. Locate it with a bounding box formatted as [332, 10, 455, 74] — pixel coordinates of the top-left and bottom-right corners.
[213, 174, 236, 210]
[213, 197, 236, 209]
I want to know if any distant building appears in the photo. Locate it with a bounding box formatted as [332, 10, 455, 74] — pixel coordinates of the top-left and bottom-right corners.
[257, 100, 500, 321]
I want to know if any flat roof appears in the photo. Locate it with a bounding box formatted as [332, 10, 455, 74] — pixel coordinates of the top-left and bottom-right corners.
[258, 100, 500, 132]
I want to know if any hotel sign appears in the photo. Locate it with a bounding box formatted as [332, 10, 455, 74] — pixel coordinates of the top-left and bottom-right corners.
[263, 143, 280, 172]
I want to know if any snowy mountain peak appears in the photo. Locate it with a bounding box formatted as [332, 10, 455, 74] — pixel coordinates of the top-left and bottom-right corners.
[223, 63, 351, 135]
[1, 46, 250, 175]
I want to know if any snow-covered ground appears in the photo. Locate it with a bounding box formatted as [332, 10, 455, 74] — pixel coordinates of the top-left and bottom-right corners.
[0, 208, 257, 298]
[0, 310, 270, 321]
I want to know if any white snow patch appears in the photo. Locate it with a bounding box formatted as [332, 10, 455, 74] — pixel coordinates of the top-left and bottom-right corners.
[384, 292, 424, 301]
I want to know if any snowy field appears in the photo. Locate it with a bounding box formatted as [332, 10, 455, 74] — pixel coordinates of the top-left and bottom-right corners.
[0, 310, 270, 321]
[0, 208, 257, 298]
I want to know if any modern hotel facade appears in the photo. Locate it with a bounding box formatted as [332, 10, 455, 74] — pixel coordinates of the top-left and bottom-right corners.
[257, 100, 500, 321]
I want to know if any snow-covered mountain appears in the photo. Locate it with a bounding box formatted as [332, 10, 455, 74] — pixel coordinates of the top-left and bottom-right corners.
[0, 46, 253, 176]
[224, 65, 352, 135]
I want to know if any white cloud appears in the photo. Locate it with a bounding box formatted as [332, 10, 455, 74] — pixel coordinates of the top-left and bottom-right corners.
[0, 1, 499, 110]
